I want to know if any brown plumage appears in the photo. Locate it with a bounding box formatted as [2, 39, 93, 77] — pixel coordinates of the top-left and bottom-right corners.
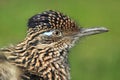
[0, 10, 108, 80]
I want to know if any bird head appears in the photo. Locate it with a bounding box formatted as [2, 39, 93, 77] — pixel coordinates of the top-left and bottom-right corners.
[27, 10, 108, 50]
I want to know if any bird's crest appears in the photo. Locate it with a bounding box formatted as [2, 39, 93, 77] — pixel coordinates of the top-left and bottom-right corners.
[28, 10, 79, 32]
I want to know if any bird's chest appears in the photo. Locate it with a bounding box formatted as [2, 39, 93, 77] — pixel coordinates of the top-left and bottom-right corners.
[13, 48, 70, 80]
[22, 62, 70, 80]
[21, 58, 70, 80]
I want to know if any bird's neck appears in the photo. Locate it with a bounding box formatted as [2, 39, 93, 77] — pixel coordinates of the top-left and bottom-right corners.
[6, 39, 71, 80]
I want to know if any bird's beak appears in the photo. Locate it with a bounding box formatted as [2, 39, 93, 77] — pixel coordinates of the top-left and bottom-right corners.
[78, 27, 109, 37]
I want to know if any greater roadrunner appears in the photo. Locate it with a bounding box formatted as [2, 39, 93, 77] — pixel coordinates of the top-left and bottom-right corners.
[0, 10, 108, 80]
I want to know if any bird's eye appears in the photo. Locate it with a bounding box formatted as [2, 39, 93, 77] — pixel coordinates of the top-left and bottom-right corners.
[53, 30, 62, 37]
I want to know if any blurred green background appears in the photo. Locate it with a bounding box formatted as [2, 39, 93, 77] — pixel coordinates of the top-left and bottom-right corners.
[0, 0, 120, 80]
